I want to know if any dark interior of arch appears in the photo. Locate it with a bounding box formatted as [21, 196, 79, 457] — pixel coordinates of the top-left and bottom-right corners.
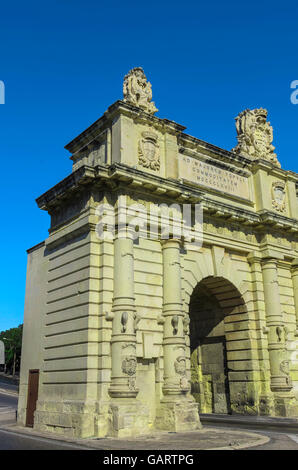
[189, 276, 246, 415]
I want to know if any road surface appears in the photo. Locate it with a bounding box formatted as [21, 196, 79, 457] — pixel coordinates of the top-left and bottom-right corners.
[0, 387, 297, 450]
[0, 427, 90, 450]
[0, 387, 89, 449]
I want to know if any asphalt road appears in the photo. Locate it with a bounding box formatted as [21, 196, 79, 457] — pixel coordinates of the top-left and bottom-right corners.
[0, 377, 19, 392]
[0, 427, 91, 450]
[0, 390, 90, 450]
[0, 388, 297, 450]
[0, 392, 17, 409]
[1, 425, 297, 450]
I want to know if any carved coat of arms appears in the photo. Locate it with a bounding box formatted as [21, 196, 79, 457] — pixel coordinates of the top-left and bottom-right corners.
[232, 108, 281, 167]
[280, 360, 289, 376]
[174, 356, 190, 390]
[138, 131, 160, 170]
[122, 355, 137, 376]
[272, 181, 286, 212]
[123, 67, 158, 114]
[174, 356, 186, 376]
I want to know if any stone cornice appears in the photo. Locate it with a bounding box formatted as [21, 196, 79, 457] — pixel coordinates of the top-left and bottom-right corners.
[65, 100, 186, 155]
[257, 209, 298, 231]
[108, 101, 186, 135]
[26, 240, 45, 254]
[178, 146, 250, 177]
[36, 162, 298, 236]
[259, 248, 285, 262]
[178, 134, 253, 171]
[247, 251, 262, 264]
[70, 127, 110, 162]
[251, 159, 298, 181]
[36, 165, 98, 210]
[107, 164, 254, 215]
[65, 114, 110, 155]
[64, 100, 298, 187]
[291, 258, 298, 270]
[247, 251, 290, 265]
[287, 171, 298, 183]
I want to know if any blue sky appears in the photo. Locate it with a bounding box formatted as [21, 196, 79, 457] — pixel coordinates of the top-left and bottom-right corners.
[0, 0, 298, 331]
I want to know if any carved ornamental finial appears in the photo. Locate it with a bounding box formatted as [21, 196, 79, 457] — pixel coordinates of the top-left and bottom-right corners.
[123, 67, 158, 114]
[232, 108, 281, 167]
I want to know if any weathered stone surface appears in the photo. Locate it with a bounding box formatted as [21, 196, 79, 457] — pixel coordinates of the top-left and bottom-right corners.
[18, 68, 298, 438]
[178, 156, 250, 200]
[232, 108, 280, 167]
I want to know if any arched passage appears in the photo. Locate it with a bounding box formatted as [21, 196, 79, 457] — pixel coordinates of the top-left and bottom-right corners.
[189, 276, 247, 414]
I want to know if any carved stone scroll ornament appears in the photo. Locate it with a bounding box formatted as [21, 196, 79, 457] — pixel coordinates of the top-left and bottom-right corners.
[182, 315, 190, 335]
[232, 108, 281, 167]
[123, 67, 158, 114]
[276, 325, 283, 342]
[157, 314, 165, 325]
[138, 131, 160, 170]
[272, 181, 286, 213]
[121, 311, 128, 333]
[280, 360, 292, 387]
[171, 315, 179, 335]
[133, 312, 141, 333]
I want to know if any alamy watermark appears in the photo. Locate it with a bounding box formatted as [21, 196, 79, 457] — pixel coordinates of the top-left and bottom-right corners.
[0, 81, 5, 104]
[290, 80, 298, 104]
[95, 196, 203, 246]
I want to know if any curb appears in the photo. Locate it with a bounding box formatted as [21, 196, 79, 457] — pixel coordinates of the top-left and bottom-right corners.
[200, 414, 298, 432]
[205, 429, 270, 450]
[0, 424, 269, 451]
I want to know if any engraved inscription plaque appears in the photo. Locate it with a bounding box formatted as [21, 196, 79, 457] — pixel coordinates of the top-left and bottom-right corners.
[178, 156, 250, 200]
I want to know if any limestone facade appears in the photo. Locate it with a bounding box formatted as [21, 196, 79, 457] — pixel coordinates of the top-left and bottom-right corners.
[18, 68, 298, 438]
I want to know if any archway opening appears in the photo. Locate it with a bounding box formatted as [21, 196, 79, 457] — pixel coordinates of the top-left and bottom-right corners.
[189, 276, 246, 415]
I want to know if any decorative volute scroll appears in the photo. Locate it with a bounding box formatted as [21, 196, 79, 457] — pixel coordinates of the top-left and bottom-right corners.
[123, 67, 158, 114]
[232, 108, 281, 167]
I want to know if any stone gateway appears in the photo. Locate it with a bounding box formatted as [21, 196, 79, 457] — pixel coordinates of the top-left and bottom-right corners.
[18, 68, 298, 438]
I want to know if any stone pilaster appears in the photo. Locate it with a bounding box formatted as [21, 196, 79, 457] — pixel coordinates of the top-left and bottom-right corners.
[261, 256, 297, 416]
[155, 239, 201, 431]
[286, 177, 298, 219]
[291, 259, 298, 337]
[247, 252, 273, 414]
[108, 227, 149, 436]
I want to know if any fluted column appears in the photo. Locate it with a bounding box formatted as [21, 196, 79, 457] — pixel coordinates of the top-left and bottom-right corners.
[291, 259, 298, 336]
[109, 227, 138, 398]
[261, 257, 292, 393]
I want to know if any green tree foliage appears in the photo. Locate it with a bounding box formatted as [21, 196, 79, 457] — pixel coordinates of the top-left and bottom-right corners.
[0, 324, 23, 374]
